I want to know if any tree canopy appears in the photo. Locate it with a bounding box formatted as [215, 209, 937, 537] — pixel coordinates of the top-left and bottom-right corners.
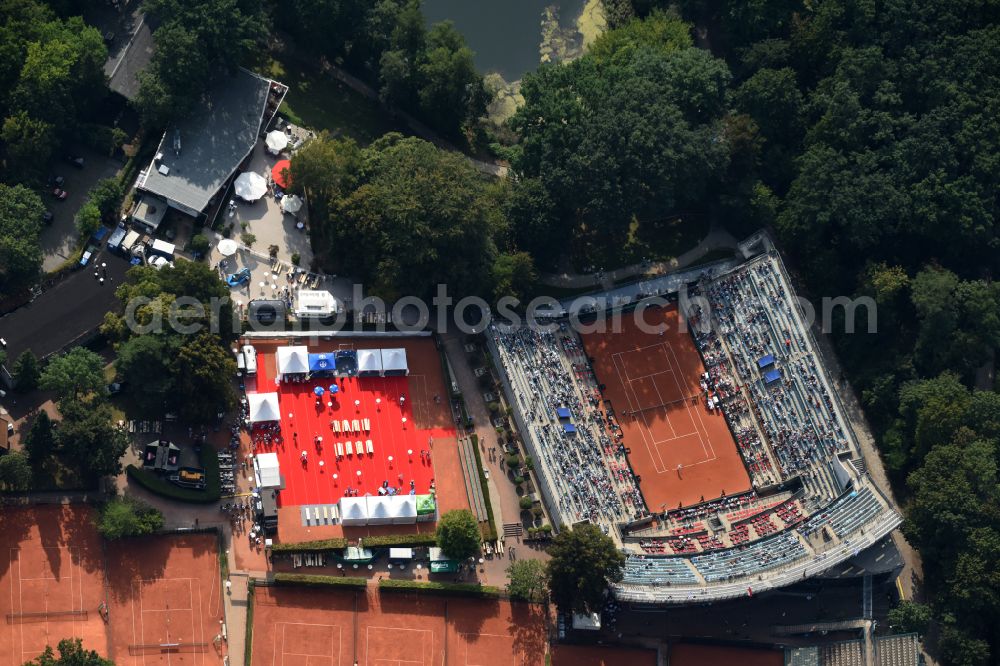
[39, 347, 106, 401]
[98, 497, 165, 540]
[292, 133, 504, 300]
[546, 523, 624, 613]
[505, 559, 548, 603]
[435, 509, 481, 560]
[0, 183, 45, 297]
[24, 639, 114, 666]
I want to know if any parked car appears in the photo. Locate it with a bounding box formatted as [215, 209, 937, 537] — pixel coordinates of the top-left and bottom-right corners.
[52, 188, 68, 200]
[226, 267, 252, 287]
[42, 211, 54, 224]
[67, 155, 85, 168]
[49, 175, 65, 188]
[107, 382, 124, 395]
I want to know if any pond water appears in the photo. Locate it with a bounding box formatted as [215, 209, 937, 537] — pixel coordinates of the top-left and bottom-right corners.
[422, 0, 586, 80]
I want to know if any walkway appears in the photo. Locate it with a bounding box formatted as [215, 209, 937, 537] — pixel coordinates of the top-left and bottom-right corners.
[538, 225, 738, 289]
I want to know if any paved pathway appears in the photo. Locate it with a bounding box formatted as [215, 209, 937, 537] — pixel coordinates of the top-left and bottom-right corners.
[538, 225, 738, 289]
[440, 330, 551, 588]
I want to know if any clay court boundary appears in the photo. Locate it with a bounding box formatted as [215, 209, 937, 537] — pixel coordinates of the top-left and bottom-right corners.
[609, 341, 718, 474]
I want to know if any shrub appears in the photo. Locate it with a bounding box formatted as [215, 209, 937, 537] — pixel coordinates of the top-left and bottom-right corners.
[359, 533, 438, 547]
[189, 234, 210, 256]
[272, 573, 367, 589]
[291, 253, 301, 265]
[469, 433, 498, 541]
[271, 538, 348, 553]
[378, 579, 500, 598]
[98, 497, 164, 539]
[269, 244, 279, 258]
[505, 453, 522, 468]
[513, 475, 525, 485]
[524, 456, 534, 471]
[519, 496, 534, 511]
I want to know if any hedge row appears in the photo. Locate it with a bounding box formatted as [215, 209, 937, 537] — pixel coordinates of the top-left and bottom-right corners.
[359, 533, 438, 548]
[270, 537, 348, 553]
[469, 434, 498, 541]
[244, 583, 254, 666]
[273, 573, 368, 589]
[378, 579, 501, 598]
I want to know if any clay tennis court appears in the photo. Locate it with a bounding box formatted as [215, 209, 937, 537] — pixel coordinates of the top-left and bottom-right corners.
[581, 304, 751, 510]
[105, 533, 224, 666]
[251, 586, 547, 666]
[0, 505, 108, 666]
[248, 337, 458, 507]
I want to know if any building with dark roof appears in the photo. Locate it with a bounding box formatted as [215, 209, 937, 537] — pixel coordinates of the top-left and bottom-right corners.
[105, 13, 155, 101]
[134, 68, 285, 220]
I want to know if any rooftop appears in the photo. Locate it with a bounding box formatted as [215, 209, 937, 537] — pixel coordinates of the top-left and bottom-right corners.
[137, 68, 272, 215]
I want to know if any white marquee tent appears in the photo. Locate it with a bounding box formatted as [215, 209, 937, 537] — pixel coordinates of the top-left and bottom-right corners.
[276, 345, 309, 376]
[380, 348, 409, 376]
[357, 349, 382, 376]
[339, 497, 368, 526]
[248, 392, 280, 423]
[254, 452, 282, 488]
[390, 495, 417, 524]
[366, 496, 393, 525]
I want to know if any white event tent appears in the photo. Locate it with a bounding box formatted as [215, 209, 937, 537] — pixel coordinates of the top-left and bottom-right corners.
[380, 348, 409, 376]
[248, 392, 280, 423]
[357, 349, 382, 376]
[276, 345, 309, 376]
[339, 497, 369, 526]
[254, 452, 282, 488]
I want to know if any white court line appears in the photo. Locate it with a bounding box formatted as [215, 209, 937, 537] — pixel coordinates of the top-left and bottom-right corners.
[611, 353, 665, 473]
[275, 622, 341, 666]
[665, 342, 717, 462]
[459, 632, 517, 666]
[618, 343, 715, 470]
[365, 626, 432, 666]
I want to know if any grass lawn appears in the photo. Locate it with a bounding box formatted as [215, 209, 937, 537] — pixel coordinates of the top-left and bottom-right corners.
[256, 53, 401, 144]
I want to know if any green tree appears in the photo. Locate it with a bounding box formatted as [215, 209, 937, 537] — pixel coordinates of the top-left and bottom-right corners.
[24, 638, 114, 666]
[310, 134, 502, 300]
[173, 333, 237, 424]
[58, 400, 129, 479]
[88, 178, 125, 220]
[506, 559, 547, 602]
[416, 21, 484, 137]
[588, 9, 692, 64]
[435, 509, 480, 560]
[887, 600, 932, 635]
[75, 201, 102, 238]
[491, 252, 537, 304]
[12, 350, 41, 392]
[39, 347, 106, 401]
[0, 183, 45, 296]
[546, 523, 624, 613]
[97, 497, 165, 539]
[0, 451, 32, 491]
[242, 232, 256, 249]
[189, 233, 210, 256]
[115, 334, 178, 415]
[1, 111, 56, 182]
[23, 410, 57, 466]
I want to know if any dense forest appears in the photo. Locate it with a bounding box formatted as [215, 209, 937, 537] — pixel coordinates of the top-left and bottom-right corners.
[592, 1, 999, 663]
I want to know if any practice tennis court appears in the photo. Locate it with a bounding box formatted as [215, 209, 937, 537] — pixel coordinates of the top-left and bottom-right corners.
[0, 506, 108, 666]
[106, 534, 223, 666]
[581, 304, 751, 510]
[251, 586, 547, 666]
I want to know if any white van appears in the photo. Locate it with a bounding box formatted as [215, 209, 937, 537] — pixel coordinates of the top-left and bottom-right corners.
[236, 351, 246, 375]
[242, 344, 257, 375]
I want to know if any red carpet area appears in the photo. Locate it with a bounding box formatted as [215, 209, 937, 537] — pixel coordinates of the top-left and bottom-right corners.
[250, 352, 454, 508]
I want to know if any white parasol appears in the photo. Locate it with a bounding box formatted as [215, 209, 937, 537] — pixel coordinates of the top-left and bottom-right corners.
[265, 130, 289, 154]
[217, 238, 239, 256]
[281, 194, 303, 214]
[234, 172, 267, 201]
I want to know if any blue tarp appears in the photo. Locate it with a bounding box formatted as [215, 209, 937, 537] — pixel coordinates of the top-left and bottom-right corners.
[309, 353, 335, 372]
[556, 407, 571, 420]
[757, 354, 776, 369]
[563, 423, 577, 433]
[92, 226, 109, 242]
[764, 369, 782, 384]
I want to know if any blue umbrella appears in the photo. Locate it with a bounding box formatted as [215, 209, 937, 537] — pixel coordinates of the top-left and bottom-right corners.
[330, 384, 339, 394]
[314, 386, 325, 396]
